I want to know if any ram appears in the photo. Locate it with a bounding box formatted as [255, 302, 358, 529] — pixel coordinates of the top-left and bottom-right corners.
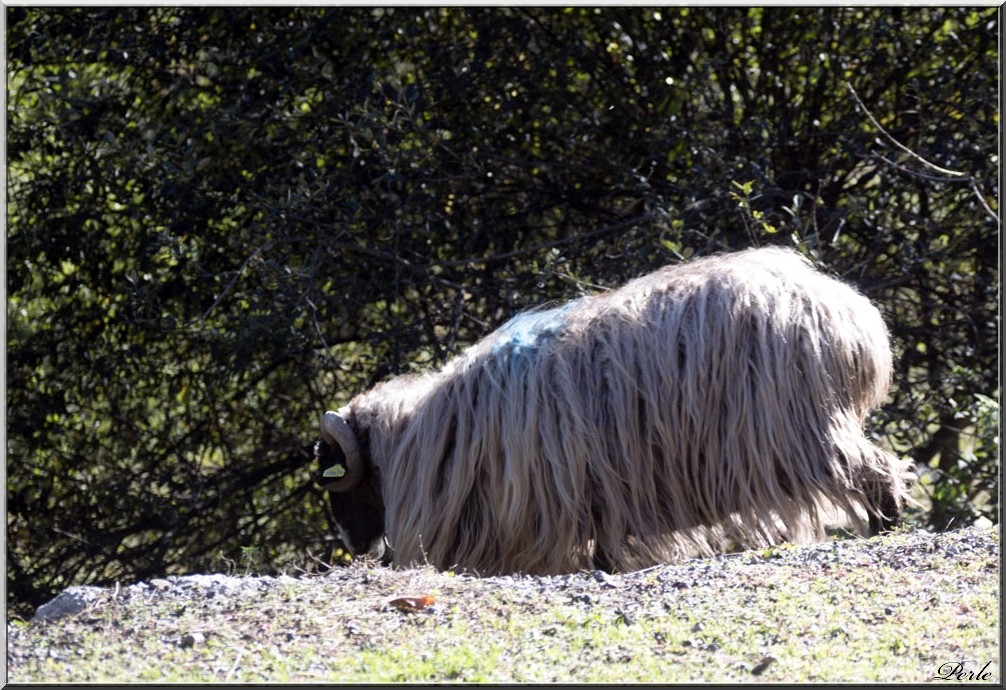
[314, 247, 915, 574]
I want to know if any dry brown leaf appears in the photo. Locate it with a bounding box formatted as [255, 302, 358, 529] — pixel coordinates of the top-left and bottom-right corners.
[387, 595, 436, 612]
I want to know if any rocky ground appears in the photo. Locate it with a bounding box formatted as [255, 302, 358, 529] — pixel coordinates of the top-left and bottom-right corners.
[7, 525, 1000, 683]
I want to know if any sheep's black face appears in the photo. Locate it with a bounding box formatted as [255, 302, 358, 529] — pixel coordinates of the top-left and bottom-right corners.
[314, 439, 387, 561]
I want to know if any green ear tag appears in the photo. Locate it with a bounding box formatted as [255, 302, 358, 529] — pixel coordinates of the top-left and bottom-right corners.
[322, 465, 346, 479]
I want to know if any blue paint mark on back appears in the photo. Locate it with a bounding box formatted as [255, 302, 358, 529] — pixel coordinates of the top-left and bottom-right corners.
[493, 300, 578, 359]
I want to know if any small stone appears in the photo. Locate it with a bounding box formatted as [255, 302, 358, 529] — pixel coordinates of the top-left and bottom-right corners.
[589, 570, 618, 588]
[32, 586, 105, 624]
[752, 655, 776, 676]
[180, 632, 205, 648]
[345, 622, 369, 636]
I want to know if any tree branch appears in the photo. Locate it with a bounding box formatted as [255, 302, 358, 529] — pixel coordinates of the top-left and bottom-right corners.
[846, 82, 965, 178]
[846, 81, 999, 224]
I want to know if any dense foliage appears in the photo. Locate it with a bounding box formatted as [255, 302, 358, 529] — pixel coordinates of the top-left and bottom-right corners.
[7, 7, 999, 618]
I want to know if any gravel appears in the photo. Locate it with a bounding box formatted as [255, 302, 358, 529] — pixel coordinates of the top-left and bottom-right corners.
[8, 525, 999, 683]
[22, 525, 996, 626]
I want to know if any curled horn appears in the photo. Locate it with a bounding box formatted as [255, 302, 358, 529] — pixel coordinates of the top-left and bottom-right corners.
[320, 410, 363, 491]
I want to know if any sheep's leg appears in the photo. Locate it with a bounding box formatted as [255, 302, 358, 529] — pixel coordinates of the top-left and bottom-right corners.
[867, 484, 901, 535]
[592, 546, 615, 573]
